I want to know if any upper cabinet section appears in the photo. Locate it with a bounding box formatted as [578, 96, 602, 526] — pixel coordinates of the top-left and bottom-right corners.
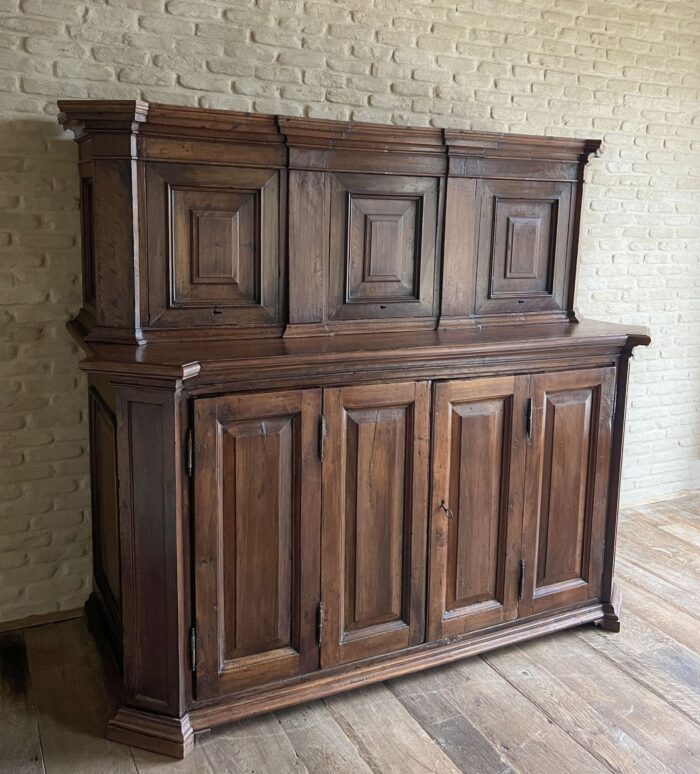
[58, 100, 600, 345]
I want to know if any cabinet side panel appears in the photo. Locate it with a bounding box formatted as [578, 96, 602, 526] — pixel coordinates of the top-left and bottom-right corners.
[88, 385, 122, 667]
[92, 159, 139, 333]
[117, 388, 184, 716]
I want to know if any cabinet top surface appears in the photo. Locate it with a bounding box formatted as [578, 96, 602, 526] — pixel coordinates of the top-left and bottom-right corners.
[74, 319, 650, 382]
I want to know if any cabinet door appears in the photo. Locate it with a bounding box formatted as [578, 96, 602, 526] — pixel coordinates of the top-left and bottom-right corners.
[521, 368, 615, 616]
[193, 390, 321, 698]
[474, 179, 574, 320]
[147, 163, 282, 330]
[321, 382, 430, 667]
[428, 376, 528, 641]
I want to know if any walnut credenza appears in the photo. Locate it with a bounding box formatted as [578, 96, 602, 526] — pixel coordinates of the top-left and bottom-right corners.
[58, 101, 650, 758]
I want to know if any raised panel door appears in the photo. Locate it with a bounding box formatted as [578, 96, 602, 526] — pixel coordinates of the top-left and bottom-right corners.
[328, 173, 440, 323]
[428, 376, 528, 640]
[475, 179, 573, 319]
[193, 390, 321, 698]
[146, 163, 282, 330]
[521, 368, 615, 615]
[321, 382, 430, 666]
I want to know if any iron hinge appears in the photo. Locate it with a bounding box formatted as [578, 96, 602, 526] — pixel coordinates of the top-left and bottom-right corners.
[525, 398, 533, 441]
[318, 415, 327, 461]
[518, 559, 525, 601]
[316, 601, 324, 647]
[185, 428, 193, 477]
[189, 626, 197, 673]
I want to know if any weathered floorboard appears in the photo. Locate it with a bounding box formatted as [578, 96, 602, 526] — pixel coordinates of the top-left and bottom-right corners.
[275, 701, 373, 773]
[522, 631, 700, 774]
[390, 656, 609, 774]
[1, 496, 699, 773]
[23, 619, 137, 774]
[484, 642, 677, 774]
[324, 683, 462, 774]
[0, 632, 43, 774]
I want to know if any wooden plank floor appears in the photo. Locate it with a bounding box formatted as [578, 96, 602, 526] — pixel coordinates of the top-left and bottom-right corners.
[1, 494, 698, 774]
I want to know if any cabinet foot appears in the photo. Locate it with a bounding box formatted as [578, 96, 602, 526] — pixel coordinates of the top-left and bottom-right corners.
[107, 707, 194, 759]
[595, 583, 622, 633]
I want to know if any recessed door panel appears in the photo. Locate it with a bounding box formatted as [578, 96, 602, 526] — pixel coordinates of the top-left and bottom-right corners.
[194, 390, 321, 698]
[321, 382, 430, 667]
[328, 173, 440, 322]
[521, 368, 615, 615]
[147, 163, 282, 330]
[475, 179, 573, 318]
[428, 377, 528, 640]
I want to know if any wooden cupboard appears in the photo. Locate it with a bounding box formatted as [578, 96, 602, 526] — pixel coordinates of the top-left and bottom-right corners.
[57, 100, 650, 758]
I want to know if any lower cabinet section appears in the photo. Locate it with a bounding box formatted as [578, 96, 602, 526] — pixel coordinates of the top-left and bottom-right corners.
[190, 367, 616, 706]
[428, 367, 615, 636]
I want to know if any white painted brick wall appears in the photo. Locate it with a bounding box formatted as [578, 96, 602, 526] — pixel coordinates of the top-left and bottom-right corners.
[0, 0, 698, 623]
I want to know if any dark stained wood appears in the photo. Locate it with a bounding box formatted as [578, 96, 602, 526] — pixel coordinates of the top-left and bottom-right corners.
[87, 385, 122, 668]
[193, 389, 321, 697]
[146, 163, 283, 332]
[58, 99, 602, 344]
[109, 384, 193, 760]
[54, 100, 651, 758]
[321, 381, 430, 666]
[521, 367, 615, 616]
[189, 587, 610, 732]
[428, 376, 527, 639]
[475, 178, 574, 322]
[328, 173, 440, 327]
[287, 170, 328, 330]
[439, 176, 478, 327]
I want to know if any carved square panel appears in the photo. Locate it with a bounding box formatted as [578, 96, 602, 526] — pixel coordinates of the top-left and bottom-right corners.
[329, 173, 439, 323]
[147, 163, 281, 329]
[172, 188, 259, 306]
[490, 198, 557, 298]
[347, 196, 420, 302]
[475, 179, 573, 318]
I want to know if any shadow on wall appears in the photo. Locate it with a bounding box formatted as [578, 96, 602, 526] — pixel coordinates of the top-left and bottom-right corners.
[0, 117, 92, 624]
